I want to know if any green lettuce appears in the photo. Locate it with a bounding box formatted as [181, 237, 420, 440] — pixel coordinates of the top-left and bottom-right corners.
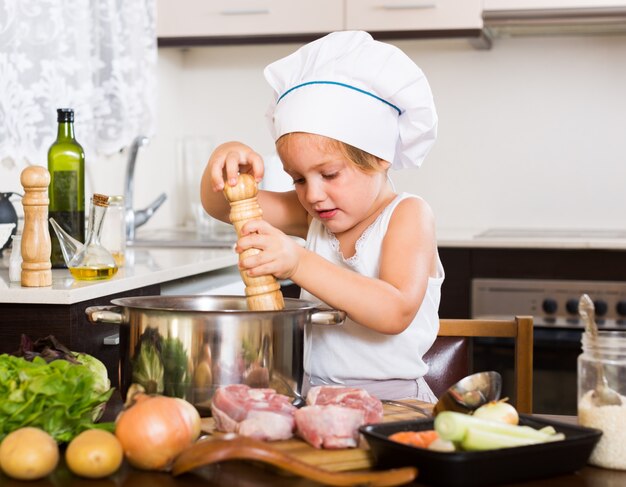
[0, 354, 114, 443]
[74, 352, 111, 395]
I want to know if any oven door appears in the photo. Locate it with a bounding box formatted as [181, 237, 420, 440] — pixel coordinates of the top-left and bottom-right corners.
[473, 328, 581, 415]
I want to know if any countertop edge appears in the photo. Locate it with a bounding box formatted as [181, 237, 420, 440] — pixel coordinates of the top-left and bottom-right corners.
[0, 249, 239, 305]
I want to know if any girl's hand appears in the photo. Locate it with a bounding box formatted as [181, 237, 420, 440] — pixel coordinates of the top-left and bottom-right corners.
[207, 141, 265, 192]
[235, 219, 302, 280]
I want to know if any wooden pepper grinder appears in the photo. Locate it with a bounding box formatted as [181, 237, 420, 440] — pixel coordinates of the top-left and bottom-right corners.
[224, 173, 285, 311]
[20, 165, 52, 287]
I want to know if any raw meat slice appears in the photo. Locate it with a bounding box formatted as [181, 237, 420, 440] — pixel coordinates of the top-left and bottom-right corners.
[294, 386, 385, 449]
[295, 405, 365, 449]
[211, 384, 297, 441]
[306, 385, 384, 424]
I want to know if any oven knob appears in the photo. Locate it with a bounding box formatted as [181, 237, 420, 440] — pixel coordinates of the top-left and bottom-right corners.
[617, 300, 626, 317]
[542, 298, 558, 314]
[594, 300, 608, 317]
[566, 299, 579, 315]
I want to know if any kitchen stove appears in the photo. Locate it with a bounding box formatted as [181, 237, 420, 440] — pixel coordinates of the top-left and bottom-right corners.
[472, 278, 626, 330]
[471, 278, 626, 414]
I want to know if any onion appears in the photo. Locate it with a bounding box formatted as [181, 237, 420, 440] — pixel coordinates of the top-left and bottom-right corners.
[115, 394, 201, 470]
[472, 399, 519, 425]
[174, 397, 202, 441]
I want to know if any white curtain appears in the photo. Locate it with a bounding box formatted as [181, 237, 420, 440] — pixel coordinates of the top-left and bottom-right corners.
[0, 0, 157, 169]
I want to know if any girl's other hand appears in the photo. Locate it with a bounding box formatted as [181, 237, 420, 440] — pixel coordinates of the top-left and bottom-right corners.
[208, 141, 265, 191]
[235, 219, 302, 280]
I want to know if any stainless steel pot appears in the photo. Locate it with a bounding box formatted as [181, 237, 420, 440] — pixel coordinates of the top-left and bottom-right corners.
[86, 295, 345, 414]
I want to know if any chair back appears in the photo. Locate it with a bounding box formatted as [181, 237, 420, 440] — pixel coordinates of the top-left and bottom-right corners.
[423, 316, 533, 413]
[423, 336, 469, 398]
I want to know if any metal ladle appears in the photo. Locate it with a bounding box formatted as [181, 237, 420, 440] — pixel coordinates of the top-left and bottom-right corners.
[578, 294, 622, 407]
[383, 370, 502, 416]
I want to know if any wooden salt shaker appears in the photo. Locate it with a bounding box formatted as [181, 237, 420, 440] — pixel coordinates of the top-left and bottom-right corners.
[224, 174, 285, 311]
[20, 166, 52, 287]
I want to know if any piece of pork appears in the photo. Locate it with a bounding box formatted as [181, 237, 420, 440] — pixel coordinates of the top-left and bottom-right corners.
[295, 405, 365, 449]
[294, 386, 384, 449]
[306, 385, 384, 424]
[211, 384, 296, 441]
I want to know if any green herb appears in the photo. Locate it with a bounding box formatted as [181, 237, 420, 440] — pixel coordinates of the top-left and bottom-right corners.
[0, 354, 114, 443]
[162, 336, 191, 398]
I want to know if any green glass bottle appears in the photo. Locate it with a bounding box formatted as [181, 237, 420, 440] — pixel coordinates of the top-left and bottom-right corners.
[48, 108, 85, 268]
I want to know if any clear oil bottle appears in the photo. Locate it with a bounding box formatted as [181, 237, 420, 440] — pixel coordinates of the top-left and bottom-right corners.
[69, 193, 118, 280]
[51, 193, 118, 280]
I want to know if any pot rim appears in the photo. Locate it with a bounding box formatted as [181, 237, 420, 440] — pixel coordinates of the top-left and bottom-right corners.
[110, 294, 322, 314]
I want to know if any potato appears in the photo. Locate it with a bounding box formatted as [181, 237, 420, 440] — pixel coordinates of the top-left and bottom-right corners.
[0, 427, 59, 480]
[65, 429, 124, 478]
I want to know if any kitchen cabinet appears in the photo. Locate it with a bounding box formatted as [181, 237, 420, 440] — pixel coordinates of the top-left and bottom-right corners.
[482, 0, 626, 37]
[345, 0, 482, 31]
[483, 0, 626, 10]
[157, 0, 343, 39]
[157, 0, 483, 46]
[438, 246, 626, 318]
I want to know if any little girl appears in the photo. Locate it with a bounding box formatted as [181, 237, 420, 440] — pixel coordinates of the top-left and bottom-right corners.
[201, 31, 444, 401]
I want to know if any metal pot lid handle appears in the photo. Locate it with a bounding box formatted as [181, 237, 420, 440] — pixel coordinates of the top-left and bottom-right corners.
[85, 305, 124, 324]
[310, 308, 346, 326]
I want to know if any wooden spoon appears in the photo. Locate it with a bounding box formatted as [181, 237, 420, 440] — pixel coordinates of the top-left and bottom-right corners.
[578, 294, 622, 407]
[172, 436, 417, 487]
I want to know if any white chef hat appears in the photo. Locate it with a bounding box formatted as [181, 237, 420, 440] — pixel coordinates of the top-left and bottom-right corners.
[264, 31, 437, 170]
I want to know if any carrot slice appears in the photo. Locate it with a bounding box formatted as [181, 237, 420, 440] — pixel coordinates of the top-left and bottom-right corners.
[389, 430, 439, 448]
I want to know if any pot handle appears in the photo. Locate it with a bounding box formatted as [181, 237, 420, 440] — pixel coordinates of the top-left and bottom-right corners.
[310, 308, 346, 326]
[85, 305, 124, 324]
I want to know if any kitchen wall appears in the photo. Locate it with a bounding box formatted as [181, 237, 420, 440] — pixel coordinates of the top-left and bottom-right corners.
[5, 34, 626, 234]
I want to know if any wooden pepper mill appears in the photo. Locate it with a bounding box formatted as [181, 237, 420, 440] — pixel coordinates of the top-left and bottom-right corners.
[224, 173, 285, 311]
[20, 165, 52, 287]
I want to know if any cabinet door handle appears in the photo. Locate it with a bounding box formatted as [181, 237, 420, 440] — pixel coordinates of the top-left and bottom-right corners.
[219, 9, 270, 16]
[103, 333, 120, 346]
[379, 2, 436, 10]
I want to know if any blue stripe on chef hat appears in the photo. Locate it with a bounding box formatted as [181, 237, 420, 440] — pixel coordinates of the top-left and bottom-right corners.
[277, 81, 402, 115]
[264, 31, 437, 170]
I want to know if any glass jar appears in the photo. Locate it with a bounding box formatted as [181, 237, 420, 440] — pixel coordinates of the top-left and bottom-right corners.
[100, 195, 126, 267]
[9, 234, 22, 282]
[578, 330, 626, 470]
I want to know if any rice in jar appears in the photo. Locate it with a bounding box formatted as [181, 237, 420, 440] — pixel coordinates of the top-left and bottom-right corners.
[578, 330, 626, 470]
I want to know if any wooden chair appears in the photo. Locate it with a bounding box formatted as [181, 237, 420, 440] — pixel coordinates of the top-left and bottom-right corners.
[423, 316, 534, 414]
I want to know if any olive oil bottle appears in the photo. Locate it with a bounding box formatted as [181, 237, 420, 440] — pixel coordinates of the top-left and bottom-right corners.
[48, 108, 85, 268]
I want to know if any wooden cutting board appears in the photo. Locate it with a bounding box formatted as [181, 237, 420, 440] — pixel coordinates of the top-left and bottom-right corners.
[200, 400, 432, 472]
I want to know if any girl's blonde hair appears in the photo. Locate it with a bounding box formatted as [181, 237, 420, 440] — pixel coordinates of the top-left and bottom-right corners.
[277, 133, 387, 174]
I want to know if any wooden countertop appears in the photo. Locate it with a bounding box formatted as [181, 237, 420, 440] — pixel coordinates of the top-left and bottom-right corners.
[2, 454, 620, 487]
[4, 396, 622, 487]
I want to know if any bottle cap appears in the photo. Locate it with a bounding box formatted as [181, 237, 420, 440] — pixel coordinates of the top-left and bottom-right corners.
[57, 108, 74, 123]
[93, 193, 110, 207]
